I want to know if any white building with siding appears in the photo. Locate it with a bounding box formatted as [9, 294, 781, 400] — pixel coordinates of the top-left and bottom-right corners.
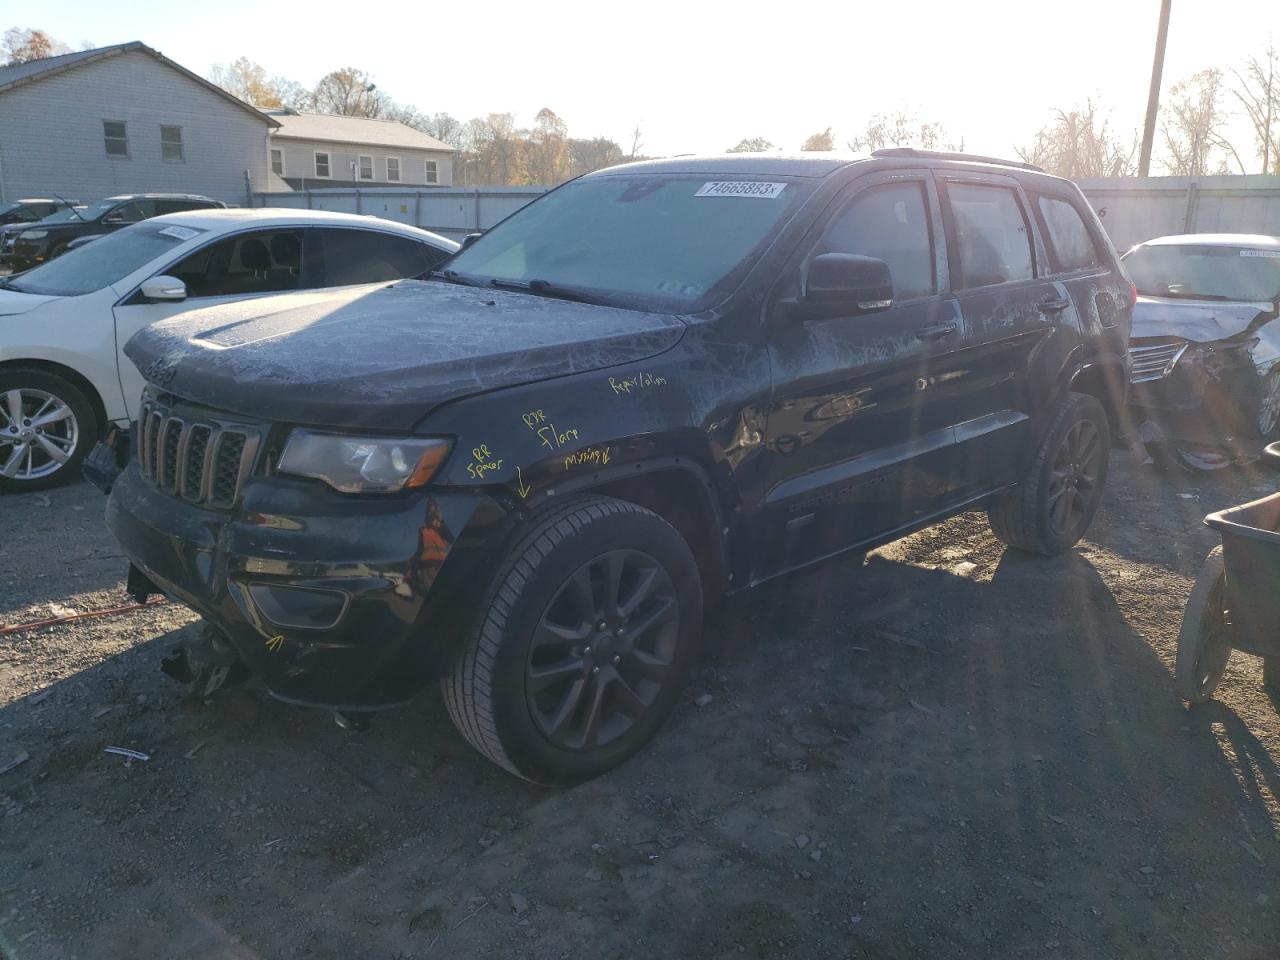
[0, 42, 279, 206]
[266, 112, 454, 190]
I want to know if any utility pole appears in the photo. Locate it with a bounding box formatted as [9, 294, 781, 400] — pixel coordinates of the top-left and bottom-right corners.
[1138, 0, 1173, 177]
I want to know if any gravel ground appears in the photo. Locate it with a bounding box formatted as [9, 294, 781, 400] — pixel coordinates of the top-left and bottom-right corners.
[2, 452, 1279, 959]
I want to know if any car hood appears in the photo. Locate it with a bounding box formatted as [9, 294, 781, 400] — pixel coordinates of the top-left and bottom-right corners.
[1131, 295, 1277, 343]
[0, 288, 59, 316]
[125, 280, 687, 430]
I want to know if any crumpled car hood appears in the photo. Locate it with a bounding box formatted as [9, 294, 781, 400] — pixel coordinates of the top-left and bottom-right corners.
[125, 279, 687, 430]
[1131, 295, 1276, 343]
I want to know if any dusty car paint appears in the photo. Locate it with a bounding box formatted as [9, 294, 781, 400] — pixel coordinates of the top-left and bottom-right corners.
[106, 153, 1133, 711]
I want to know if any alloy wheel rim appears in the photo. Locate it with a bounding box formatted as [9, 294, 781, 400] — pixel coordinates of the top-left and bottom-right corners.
[526, 549, 679, 752]
[1046, 418, 1102, 536]
[0, 388, 78, 481]
[1258, 371, 1280, 438]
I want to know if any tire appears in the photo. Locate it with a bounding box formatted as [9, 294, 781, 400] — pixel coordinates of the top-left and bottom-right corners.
[0, 368, 98, 493]
[1176, 546, 1232, 704]
[987, 392, 1111, 555]
[442, 496, 703, 785]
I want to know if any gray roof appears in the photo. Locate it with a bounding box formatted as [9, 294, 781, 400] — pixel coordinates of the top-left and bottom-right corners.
[0, 41, 278, 127]
[267, 111, 452, 152]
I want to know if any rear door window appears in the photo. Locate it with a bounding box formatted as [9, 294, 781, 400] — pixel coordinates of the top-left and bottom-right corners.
[1036, 194, 1102, 273]
[111, 200, 157, 223]
[811, 181, 935, 301]
[156, 199, 208, 215]
[946, 183, 1034, 288]
[317, 229, 442, 286]
[165, 229, 305, 297]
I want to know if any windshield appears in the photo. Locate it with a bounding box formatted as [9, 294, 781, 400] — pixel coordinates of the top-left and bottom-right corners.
[31, 207, 85, 225]
[5, 221, 206, 296]
[444, 174, 808, 310]
[1123, 244, 1280, 302]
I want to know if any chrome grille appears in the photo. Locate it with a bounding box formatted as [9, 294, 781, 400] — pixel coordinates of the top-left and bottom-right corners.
[1129, 341, 1189, 384]
[136, 397, 259, 508]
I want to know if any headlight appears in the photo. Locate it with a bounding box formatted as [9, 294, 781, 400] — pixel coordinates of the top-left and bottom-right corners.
[20, 229, 47, 239]
[278, 431, 452, 493]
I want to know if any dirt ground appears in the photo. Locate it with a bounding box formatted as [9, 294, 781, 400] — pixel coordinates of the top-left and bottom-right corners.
[2, 451, 1280, 960]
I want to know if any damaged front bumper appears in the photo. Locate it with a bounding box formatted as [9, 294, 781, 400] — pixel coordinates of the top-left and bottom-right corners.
[1128, 337, 1274, 461]
[106, 462, 514, 710]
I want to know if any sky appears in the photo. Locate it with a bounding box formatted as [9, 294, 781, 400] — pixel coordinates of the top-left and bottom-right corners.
[17, 0, 1280, 171]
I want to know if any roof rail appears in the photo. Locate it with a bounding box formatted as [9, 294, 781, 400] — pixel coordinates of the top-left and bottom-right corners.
[871, 148, 1044, 173]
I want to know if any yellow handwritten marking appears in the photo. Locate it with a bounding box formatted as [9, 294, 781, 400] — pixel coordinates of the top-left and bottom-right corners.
[563, 446, 612, 471]
[536, 423, 580, 450]
[265, 634, 284, 651]
[515, 465, 532, 499]
[466, 442, 504, 480]
[608, 371, 669, 396]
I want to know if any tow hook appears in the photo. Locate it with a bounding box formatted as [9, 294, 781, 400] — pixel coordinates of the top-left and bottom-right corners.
[160, 625, 251, 698]
[334, 711, 373, 732]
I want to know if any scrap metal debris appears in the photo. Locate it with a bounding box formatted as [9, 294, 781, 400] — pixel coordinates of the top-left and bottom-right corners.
[0, 597, 165, 637]
[0, 751, 30, 775]
[103, 747, 150, 762]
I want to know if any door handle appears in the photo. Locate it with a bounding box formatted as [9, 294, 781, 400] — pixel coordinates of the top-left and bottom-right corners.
[915, 322, 957, 341]
[1039, 297, 1071, 314]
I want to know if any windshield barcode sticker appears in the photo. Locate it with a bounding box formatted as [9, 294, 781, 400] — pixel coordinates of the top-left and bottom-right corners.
[158, 225, 199, 241]
[1240, 249, 1280, 258]
[695, 181, 787, 199]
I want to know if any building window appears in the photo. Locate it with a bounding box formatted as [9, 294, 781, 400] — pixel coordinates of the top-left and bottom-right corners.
[386, 157, 401, 182]
[160, 125, 184, 162]
[358, 155, 374, 180]
[103, 120, 128, 158]
[314, 151, 331, 178]
[270, 148, 284, 176]
[424, 159, 438, 184]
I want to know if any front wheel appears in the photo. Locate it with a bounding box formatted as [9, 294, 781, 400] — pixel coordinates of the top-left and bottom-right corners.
[1176, 546, 1233, 704]
[442, 496, 703, 785]
[0, 369, 98, 493]
[987, 392, 1111, 555]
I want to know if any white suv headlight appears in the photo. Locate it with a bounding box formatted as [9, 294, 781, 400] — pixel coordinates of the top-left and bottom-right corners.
[278, 430, 452, 493]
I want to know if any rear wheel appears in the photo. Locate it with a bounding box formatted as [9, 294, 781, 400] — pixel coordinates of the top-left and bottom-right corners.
[1258, 368, 1280, 441]
[0, 369, 97, 493]
[1176, 546, 1232, 704]
[988, 392, 1110, 555]
[442, 496, 703, 784]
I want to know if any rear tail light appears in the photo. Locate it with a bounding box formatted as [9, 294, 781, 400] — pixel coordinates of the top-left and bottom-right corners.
[1130, 282, 1138, 307]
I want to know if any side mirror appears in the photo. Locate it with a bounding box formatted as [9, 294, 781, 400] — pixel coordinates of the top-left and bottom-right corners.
[799, 254, 893, 319]
[460, 232, 482, 251]
[140, 275, 187, 302]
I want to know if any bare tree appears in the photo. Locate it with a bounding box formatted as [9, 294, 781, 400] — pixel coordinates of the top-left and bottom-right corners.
[526, 107, 571, 185]
[209, 57, 282, 107]
[801, 128, 835, 151]
[628, 125, 644, 160]
[2, 27, 71, 64]
[570, 137, 625, 176]
[421, 112, 465, 149]
[467, 113, 525, 185]
[846, 108, 959, 153]
[1232, 44, 1280, 174]
[1017, 99, 1138, 177]
[1161, 68, 1245, 175]
[312, 67, 385, 118]
[727, 137, 775, 153]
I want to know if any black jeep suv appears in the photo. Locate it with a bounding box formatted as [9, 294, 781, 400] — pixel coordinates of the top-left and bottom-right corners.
[105, 150, 1132, 783]
[8, 193, 225, 270]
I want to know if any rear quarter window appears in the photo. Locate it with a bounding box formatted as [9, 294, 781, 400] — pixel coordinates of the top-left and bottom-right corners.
[1035, 194, 1102, 273]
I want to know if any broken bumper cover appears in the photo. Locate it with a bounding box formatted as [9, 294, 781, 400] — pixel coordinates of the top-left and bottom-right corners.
[105, 463, 514, 710]
[1128, 341, 1268, 454]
